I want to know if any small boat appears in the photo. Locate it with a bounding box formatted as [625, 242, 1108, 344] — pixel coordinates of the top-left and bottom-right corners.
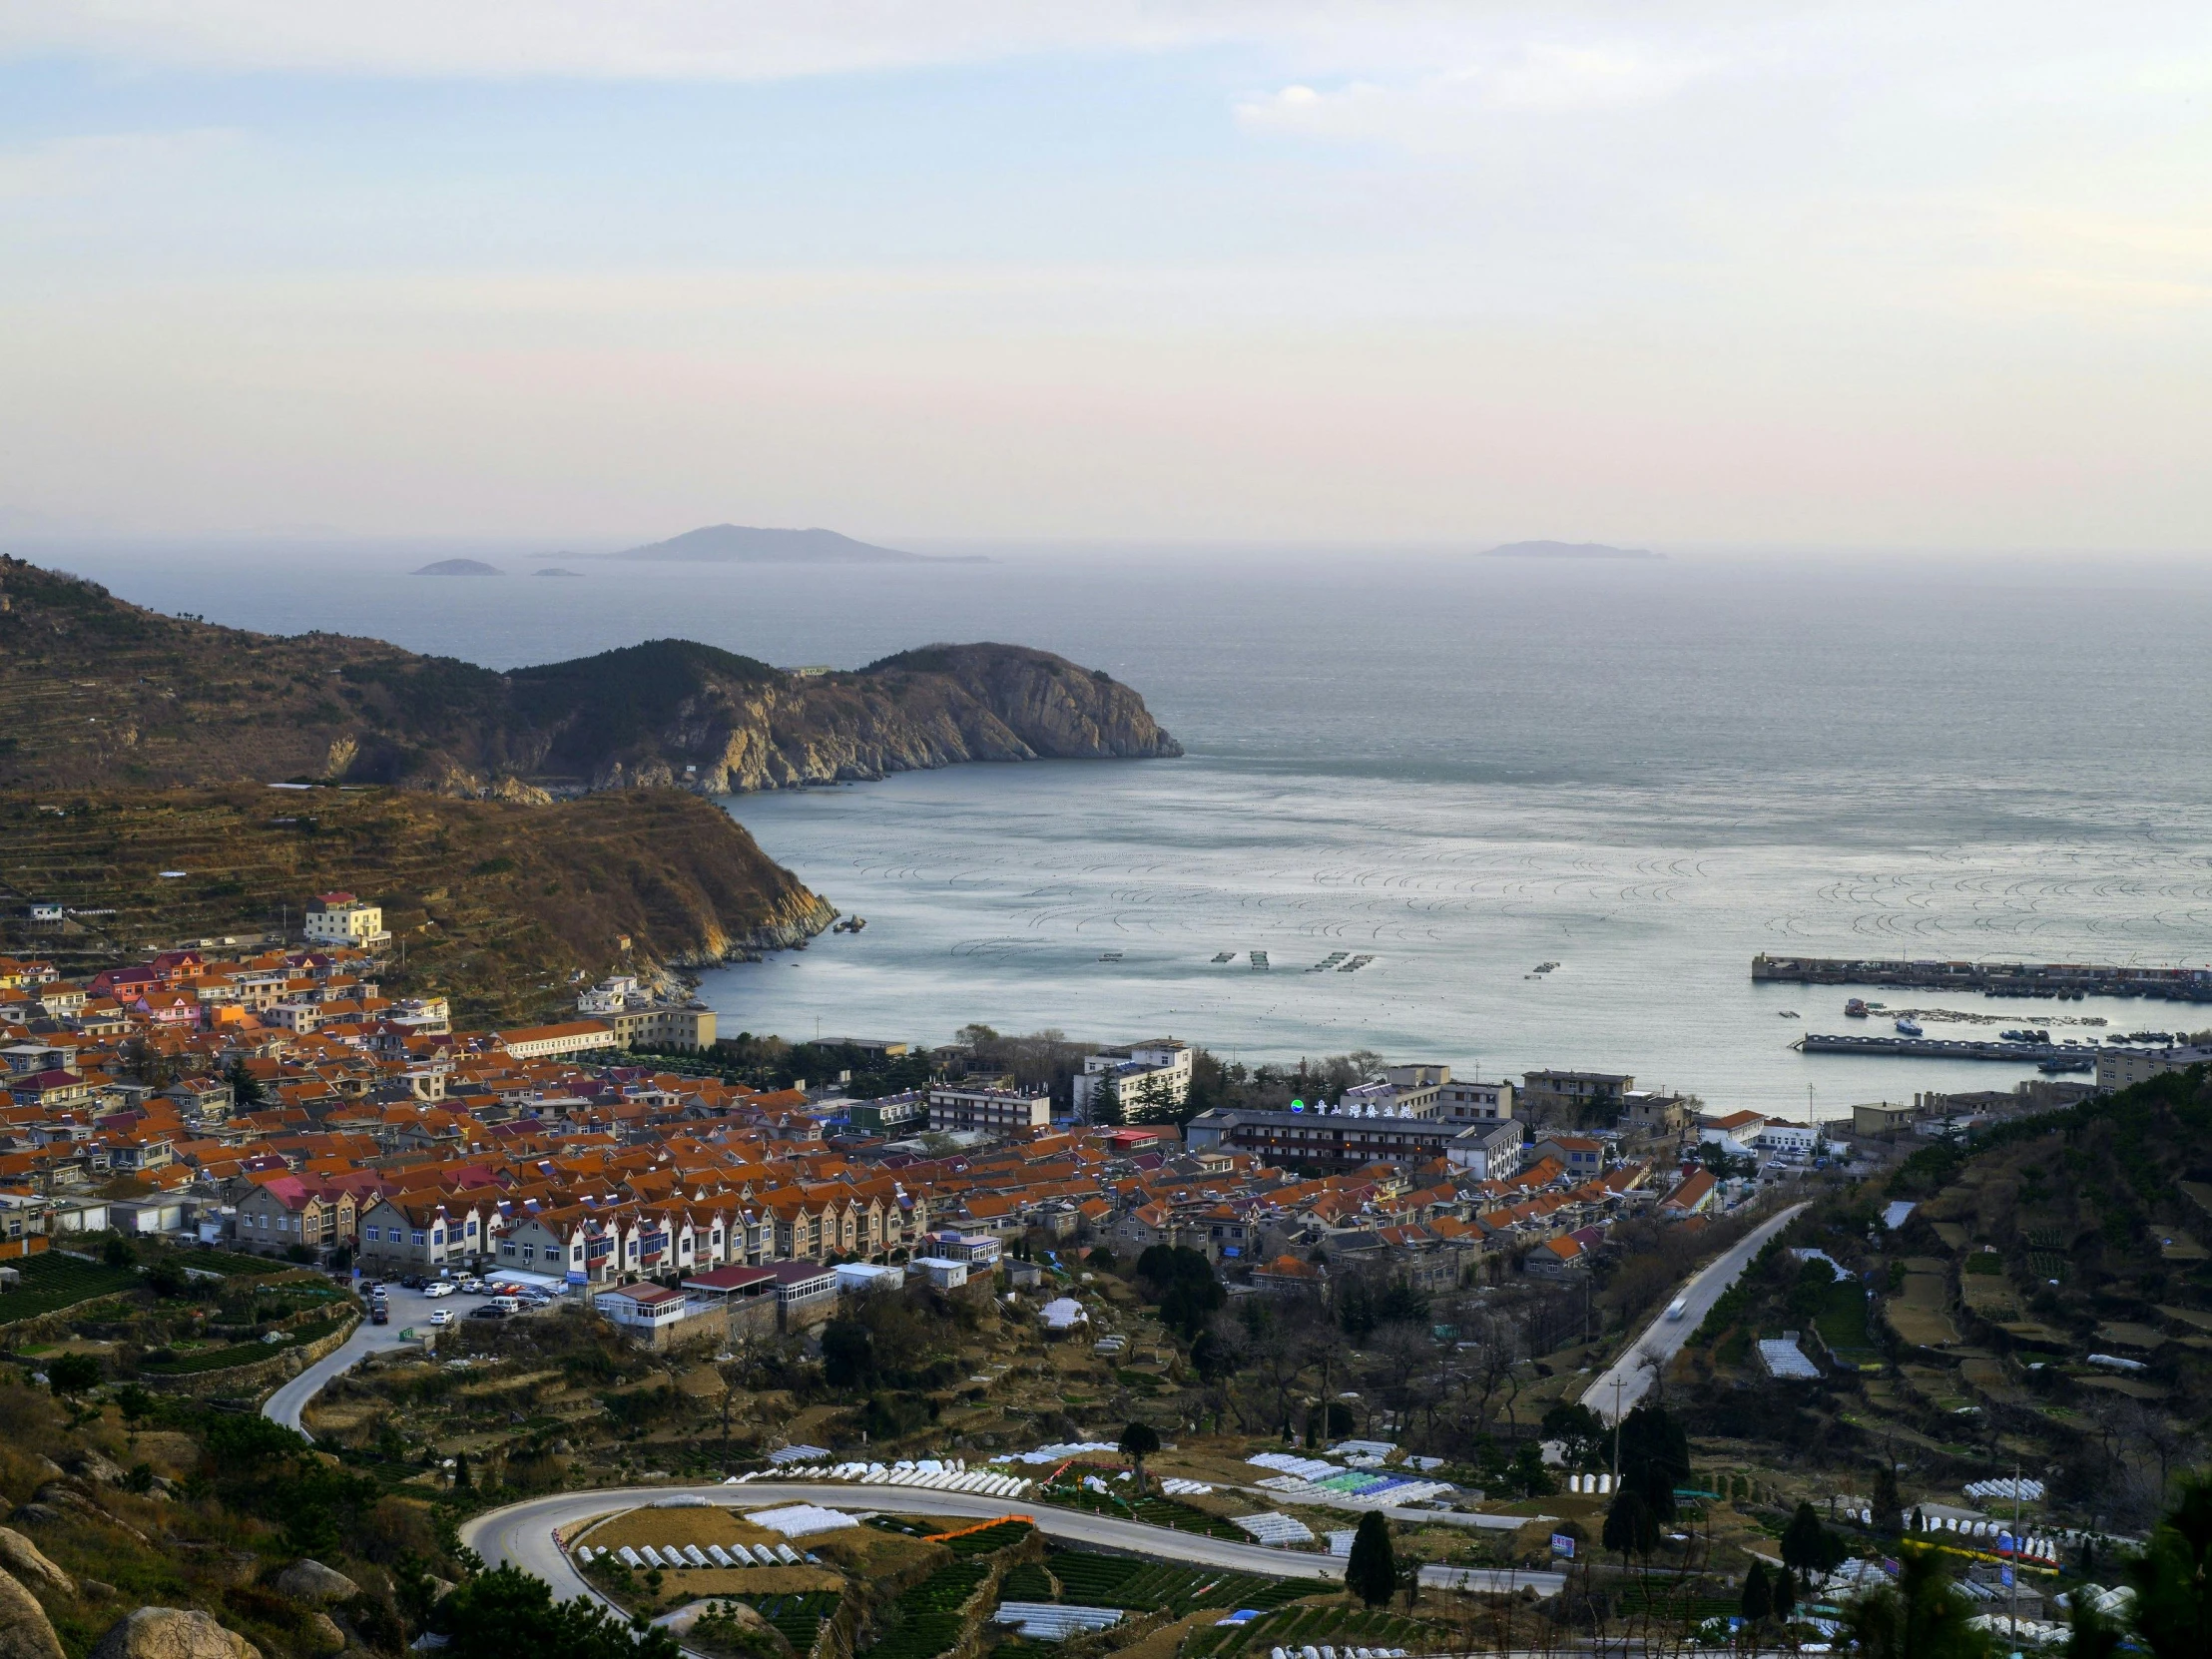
[1778, 1010, 1799, 1019]
[1844, 998, 1869, 1018]
[1895, 1017, 1924, 1037]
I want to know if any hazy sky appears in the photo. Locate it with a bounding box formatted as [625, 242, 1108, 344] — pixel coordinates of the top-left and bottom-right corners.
[3, 3, 2209, 550]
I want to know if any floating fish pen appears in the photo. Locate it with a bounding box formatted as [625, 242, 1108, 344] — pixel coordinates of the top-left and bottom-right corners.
[1308, 950, 1351, 972]
[1211, 951, 1237, 963]
[1339, 954, 1376, 972]
[1250, 951, 1270, 970]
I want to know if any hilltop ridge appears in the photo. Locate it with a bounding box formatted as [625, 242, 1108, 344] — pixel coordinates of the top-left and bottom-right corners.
[0, 555, 1180, 798]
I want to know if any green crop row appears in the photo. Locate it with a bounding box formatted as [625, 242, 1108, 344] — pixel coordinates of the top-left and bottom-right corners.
[139, 1313, 352, 1376]
[741, 1592, 840, 1650]
[946, 1520, 1033, 1558]
[857, 1558, 990, 1659]
[1040, 1554, 1303, 1618]
[0, 1256, 142, 1325]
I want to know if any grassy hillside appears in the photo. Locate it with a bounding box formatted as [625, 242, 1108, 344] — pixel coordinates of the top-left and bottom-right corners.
[1672, 1065, 2212, 1530]
[0, 786, 831, 1024]
[0, 556, 1179, 797]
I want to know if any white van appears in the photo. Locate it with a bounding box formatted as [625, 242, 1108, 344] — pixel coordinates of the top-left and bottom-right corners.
[1666, 1298, 1689, 1321]
[491, 1294, 524, 1315]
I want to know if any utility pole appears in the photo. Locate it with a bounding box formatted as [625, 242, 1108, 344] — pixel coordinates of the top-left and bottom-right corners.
[2009, 1458, 2022, 1642]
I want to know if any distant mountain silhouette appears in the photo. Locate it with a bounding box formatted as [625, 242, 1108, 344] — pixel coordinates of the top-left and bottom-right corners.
[602, 525, 988, 565]
[411, 558, 503, 575]
[1481, 540, 1665, 560]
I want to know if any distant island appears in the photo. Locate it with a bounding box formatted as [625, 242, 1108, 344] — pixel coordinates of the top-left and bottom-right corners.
[1481, 540, 1666, 561]
[535, 567, 584, 578]
[600, 524, 989, 565]
[411, 558, 504, 576]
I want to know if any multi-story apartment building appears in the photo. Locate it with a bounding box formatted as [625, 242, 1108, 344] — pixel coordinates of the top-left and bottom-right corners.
[925, 1082, 1052, 1137]
[1185, 1105, 1507, 1172]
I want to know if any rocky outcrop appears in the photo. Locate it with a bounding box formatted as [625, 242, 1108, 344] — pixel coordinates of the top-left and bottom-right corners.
[575, 643, 1183, 797]
[26, 1485, 137, 1542]
[270, 1561, 359, 1605]
[59, 1450, 128, 1487]
[0, 1531, 74, 1598]
[88, 1610, 260, 1659]
[0, 1566, 63, 1659]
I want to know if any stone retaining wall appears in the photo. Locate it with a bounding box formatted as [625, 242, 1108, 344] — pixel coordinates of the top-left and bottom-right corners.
[141, 1313, 361, 1397]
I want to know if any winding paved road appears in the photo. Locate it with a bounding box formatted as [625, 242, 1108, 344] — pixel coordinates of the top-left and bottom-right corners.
[1580, 1202, 1809, 1422]
[461, 1483, 1565, 1601]
[264, 1283, 443, 1431]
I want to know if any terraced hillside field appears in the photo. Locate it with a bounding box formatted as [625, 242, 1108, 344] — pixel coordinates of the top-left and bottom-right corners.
[0, 785, 830, 1023]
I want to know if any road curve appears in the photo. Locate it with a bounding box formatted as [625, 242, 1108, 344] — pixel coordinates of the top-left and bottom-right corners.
[464, 1481, 1347, 1590]
[462, 1483, 1566, 1604]
[1581, 1201, 1809, 1422]
[265, 1284, 442, 1432]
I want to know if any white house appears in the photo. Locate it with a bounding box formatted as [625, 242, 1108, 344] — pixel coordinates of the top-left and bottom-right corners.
[910, 1256, 969, 1290]
[1072, 1039, 1192, 1120]
[303, 892, 389, 948]
[1751, 1121, 1821, 1160]
[578, 976, 642, 1016]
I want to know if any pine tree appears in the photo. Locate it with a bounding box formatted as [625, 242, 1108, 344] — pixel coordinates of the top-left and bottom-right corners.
[1119, 1421, 1160, 1498]
[1872, 1461, 1904, 1536]
[1782, 1500, 1830, 1574]
[1346, 1513, 1397, 1608]
[1840, 1544, 1988, 1659]
[1740, 1562, 1773, 1623]
[1602, 1483, 1658, 1566]
[1772, 1566, 1798, 1620]
[2125, 1470, 2212, 1659]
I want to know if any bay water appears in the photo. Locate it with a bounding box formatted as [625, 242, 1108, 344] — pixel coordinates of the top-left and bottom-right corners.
[44, 543, 2212, 1118]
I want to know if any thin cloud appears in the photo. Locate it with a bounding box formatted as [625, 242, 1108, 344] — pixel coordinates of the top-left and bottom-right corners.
[1236, 44, 1718, 152]
[0, 127, 239, 200]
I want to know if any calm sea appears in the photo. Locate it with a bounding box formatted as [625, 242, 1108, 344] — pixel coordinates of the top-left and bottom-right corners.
[39, 542, 2212, 1118]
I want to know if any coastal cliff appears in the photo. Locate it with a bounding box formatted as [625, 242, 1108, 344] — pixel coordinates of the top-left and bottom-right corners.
[0, 556, 1181, 797]
[555, 641, 1182, 793]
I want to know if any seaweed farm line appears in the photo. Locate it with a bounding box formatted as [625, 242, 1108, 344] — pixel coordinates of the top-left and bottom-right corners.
[1752, 954, 2212, 999]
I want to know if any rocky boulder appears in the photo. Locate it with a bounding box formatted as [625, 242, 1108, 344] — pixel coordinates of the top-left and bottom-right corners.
[28, 1488, 148, 1546]
[0, 1532, 73, 1598]
[88, 1610, 261, 1659]
[300, 1614, 346, 1655]
[61, 1450, 129, 1487]
[270, 1561, 360, 1605]
[0, 1566, 63, 1659]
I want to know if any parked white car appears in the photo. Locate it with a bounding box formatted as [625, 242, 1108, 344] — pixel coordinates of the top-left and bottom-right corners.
[428, 1308, 452, 1327]
[424, 1281, 456, 1299]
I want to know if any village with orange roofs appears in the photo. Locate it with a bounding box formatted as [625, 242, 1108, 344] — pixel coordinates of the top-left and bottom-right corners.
[0, 881, 2191, 1659]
